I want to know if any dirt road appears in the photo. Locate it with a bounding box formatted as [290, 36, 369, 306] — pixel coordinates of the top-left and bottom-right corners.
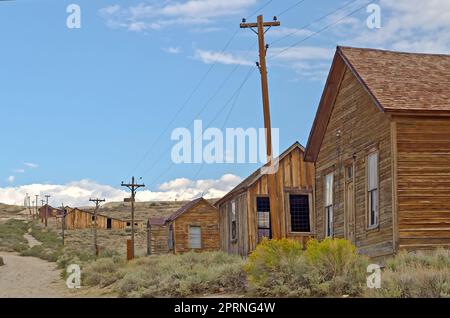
[0, 252, 72, 298]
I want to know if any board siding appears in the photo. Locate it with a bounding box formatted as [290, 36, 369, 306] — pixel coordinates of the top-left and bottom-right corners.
[314, 68, 395, 258]
[395, 116, 450, 250]
[218, 145, 314, 256]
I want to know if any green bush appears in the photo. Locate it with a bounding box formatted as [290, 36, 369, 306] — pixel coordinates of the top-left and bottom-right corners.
[245, 238, 368, 297]
[368, 249, 450, 298]
[112, 252, 246, 297]
[0, 219, 29, 252]
[83, 257, 126, 287]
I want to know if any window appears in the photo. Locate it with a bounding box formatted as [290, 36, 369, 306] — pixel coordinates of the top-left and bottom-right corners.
[289, 195, 310, 232]
[189, 226, 201, 249]
[367, 152, 379, 228]
[325, 173, 334, 237]
[256, 197, 271, 242]
[230, 201, 237, 241]
[168, 224, 174, 250]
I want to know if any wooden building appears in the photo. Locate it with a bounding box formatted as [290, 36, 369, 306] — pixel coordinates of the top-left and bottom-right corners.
[39, 205, 64, 223]
[305, 46, 450, 258]
[147, 198, 220, 254]
[216, 142, 315, 256]
[62, 207, 127, 230]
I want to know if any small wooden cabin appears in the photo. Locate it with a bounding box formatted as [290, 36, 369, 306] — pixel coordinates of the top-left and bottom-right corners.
[38, 204, 63, 222]
[62, 207, 127, 230]
[147, 198, 220, 254]
[305, 46, 450, 258]
[216, 142, 315, 256]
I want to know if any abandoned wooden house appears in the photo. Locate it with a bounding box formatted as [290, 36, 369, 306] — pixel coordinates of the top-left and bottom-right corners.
[39, 204, 64, 223]
[216, 142, 315, 256]
[304, 46, 450, 258]
[61, 207, 127, 230]
[147, 198, 220, 255]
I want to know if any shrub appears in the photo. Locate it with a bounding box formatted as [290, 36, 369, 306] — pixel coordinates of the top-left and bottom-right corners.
[245, 238, 368, 297]
[115, 251, 246, 297]
[83, 257, 126, 288]
[368, 249, 450, 298]
[0, 219, 29, 252]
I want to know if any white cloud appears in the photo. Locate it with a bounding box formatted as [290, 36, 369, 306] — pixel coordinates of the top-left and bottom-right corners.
[13, 169, 25, 173]
[99, 0, 258, 32]
[6, 176, 15, 184]
[194, 49, 254, 66]
[0, 174, 241, 207]
[163, 46, 182, 54]
[343, 0, 450, 54]
[24, 162, 39, 169]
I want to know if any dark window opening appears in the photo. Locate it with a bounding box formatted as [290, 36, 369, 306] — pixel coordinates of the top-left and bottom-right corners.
[107, 218, 112, 229]
[168, 224, 174, 250]
[289, 194, 310, 232]
[126, 222, 131, 226]
[256, 197, 271, 243]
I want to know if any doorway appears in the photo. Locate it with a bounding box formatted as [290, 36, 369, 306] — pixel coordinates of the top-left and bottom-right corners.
[107, 218, 112, 230]
[344, 162, 356, 244]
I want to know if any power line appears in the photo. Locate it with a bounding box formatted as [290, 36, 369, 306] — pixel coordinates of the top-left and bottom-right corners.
[128, 29, 240, 176]
[270, 0, 360, 46]
[270, 2, 370, 60]
[277, 0, 308, 17]
[247, 0, 274, 19]
[149, 66, 256, 188]
[191, 67, 255, 181]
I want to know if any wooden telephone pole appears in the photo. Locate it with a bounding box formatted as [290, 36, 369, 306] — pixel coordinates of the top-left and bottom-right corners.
[89, 198, 105, 256]
[35, 195, 39, 219]
[121, 177, 145, 259]
[241, 15, 283, 239]
[44, 195, 51, 227]
[60, 203, 67, 246]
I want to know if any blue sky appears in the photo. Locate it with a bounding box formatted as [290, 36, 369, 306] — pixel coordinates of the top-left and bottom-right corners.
[1, 0, 449, 205]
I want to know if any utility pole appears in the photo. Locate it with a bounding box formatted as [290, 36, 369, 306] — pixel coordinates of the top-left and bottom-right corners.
[45, 195, 51, 227]
[240, 15, 283, 239]
[35, 195, 39, 219]
[121, 177, 145, 259]
[40, 199, 45, 223]
[60, 203, 67, 246]
[89, 198, 105, 256]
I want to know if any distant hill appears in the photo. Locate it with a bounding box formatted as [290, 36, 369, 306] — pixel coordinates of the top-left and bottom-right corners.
[82, 199, 219, 221]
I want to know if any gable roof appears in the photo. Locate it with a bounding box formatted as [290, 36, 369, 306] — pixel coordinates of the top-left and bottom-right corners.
[305, 46, 450, 162]
[166, 197, 217, 222]
[215, 141, 305, 207]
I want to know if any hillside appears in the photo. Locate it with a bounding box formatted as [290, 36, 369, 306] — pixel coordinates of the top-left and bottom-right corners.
[83, 199, 219, 221]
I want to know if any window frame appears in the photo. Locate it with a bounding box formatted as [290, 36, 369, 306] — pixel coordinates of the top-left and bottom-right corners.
[285, 190, 313, 235]
[256, 196, 271, 243]
[230, 200, 237, 242]
[188, 225, 202, 249]
[324, 172, 334, 237]
[366, 149, 380, 230]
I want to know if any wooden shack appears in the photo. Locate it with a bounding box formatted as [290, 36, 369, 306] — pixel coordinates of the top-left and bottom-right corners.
[305, 46, 450, 258]
[63, 207, 127, 230]
[216, 142, 315, 256]
[38, 205, 63, 223]
[147, 198, 219, 254]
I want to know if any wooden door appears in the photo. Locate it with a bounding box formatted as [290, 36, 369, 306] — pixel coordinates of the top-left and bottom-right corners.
[345, 164, 356, 244]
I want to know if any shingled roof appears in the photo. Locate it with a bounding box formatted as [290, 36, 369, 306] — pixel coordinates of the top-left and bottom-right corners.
[339, 46, 450, 113]
[305, 46, 450, 162]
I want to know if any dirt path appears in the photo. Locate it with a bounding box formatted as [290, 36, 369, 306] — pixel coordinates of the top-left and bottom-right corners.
[24, 232, 42, 248]
[0, 252, 75, 298]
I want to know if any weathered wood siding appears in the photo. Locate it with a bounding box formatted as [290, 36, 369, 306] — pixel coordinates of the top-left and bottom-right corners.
[395, 116, 450, 250]
[314, 69, 394, 258]
[149, 224, 170, 255]
[172, 200, 219, 253]
[219, 145, 314, 256]
[63, 209, 126, 230]
[219, 192, 248, 255]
